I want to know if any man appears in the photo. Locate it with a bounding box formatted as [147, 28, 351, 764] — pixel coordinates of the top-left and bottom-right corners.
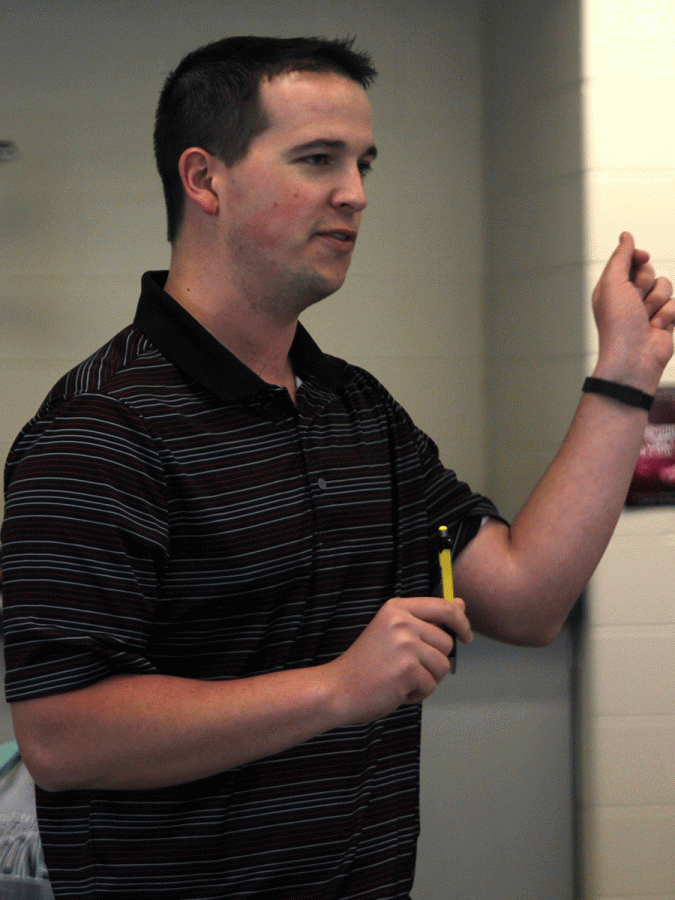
[2, 36, 673, 900]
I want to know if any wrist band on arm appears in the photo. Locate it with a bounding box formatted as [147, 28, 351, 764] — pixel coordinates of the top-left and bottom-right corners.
[582, 376, 654, 411]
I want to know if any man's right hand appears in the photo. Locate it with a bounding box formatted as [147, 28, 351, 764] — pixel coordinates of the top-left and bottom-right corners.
[326, 595, 473, 725]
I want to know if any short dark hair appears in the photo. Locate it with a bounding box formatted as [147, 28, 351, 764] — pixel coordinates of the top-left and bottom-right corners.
[154, 35, 377, 243]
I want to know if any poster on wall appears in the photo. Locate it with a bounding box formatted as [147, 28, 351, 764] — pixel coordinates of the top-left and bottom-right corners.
[626, 385, 675, 505]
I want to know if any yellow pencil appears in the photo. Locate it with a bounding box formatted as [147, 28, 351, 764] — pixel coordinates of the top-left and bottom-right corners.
[438, 525, 454, 602]
[438, 525, 457, 673]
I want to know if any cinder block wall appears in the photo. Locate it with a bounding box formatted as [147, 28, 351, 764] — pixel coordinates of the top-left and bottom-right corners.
[579, 2, 675, 897]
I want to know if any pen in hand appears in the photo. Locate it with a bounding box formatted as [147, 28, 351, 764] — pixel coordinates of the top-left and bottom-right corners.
[438, 525, 457, 673]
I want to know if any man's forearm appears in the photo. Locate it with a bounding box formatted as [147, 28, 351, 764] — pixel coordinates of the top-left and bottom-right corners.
[11, 666, 344, 792]
[454, 388, 648, 646]
[11, 594, 474, 793]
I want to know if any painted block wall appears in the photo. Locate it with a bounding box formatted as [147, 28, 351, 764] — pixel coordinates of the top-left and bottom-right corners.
[482, 0, 586, 523]
[580, 2, 675, 898]
[481, 2, 675, 895]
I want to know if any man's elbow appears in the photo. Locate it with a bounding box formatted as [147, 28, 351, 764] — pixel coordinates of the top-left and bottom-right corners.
[522, 619, 562, 648]
[13, 741, 70, 793]
[11, 706, 80, 793]
[487, 606, 564, 648]
[501, 585, 575, 648]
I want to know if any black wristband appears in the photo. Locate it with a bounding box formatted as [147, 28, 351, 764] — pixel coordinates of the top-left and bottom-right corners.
[582, 376, 654, 411]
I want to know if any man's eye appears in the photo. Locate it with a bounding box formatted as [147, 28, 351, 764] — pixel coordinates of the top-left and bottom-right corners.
[358, 161, 373, 178]
[300, 154, 330, 166]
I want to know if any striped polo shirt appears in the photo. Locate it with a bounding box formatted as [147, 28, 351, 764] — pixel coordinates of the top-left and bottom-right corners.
[2, 272, 500, 899]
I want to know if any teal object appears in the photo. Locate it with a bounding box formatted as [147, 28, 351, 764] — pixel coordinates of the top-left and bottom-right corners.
[0, 740, 19, 770]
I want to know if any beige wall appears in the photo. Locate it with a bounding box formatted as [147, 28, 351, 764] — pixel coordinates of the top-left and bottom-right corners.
[482, 0, 585, 521]
[580, 2, 675, 898]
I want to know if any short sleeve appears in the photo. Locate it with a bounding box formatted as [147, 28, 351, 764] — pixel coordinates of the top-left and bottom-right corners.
[412, 424, 504, 557]
[2, 393, 169, 703]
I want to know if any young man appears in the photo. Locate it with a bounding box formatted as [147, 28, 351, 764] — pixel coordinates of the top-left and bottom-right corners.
[2, 36, 674, 900]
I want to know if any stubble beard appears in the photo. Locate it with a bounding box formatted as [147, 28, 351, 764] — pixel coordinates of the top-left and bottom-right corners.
[247, 265, 347, 325]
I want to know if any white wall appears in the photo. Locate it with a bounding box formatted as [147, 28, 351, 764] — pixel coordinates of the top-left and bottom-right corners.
[580, 3, 675, 898]
[479, 1, 675, 895]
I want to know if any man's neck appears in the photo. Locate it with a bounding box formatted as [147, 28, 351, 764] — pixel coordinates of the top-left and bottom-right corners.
[164, 263, 299, 402]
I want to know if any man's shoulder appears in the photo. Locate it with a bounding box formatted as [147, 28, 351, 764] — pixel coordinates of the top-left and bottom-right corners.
[325, 354, 393, 399]
[7, 325, 183, 457]
[45, 325, 177, 411]
[325, 354, 414, 424]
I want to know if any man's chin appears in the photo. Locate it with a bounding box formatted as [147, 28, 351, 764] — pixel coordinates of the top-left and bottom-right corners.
[257, 267, 349, 323]
[289, 272, 348, 313]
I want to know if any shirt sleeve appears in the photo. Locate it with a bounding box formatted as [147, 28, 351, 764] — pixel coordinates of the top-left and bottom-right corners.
[337, 360, 506, 564]
[412, 424, 505, 557]
[2, 393, 169, 703]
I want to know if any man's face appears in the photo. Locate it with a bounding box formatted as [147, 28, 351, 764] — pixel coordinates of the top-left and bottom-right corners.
[218, 69, 377, 319]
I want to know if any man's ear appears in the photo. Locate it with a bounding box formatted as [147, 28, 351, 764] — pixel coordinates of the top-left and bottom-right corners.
[178, 147, 221, 217]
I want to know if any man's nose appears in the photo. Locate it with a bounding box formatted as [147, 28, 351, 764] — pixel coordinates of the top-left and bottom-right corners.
[331, 165, 368, 212]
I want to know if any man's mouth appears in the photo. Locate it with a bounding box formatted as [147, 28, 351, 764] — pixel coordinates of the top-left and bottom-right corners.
[317, 229, 357, 248]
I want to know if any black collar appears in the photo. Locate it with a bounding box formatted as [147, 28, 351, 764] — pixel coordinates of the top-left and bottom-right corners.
[134, 271, 347, 402]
